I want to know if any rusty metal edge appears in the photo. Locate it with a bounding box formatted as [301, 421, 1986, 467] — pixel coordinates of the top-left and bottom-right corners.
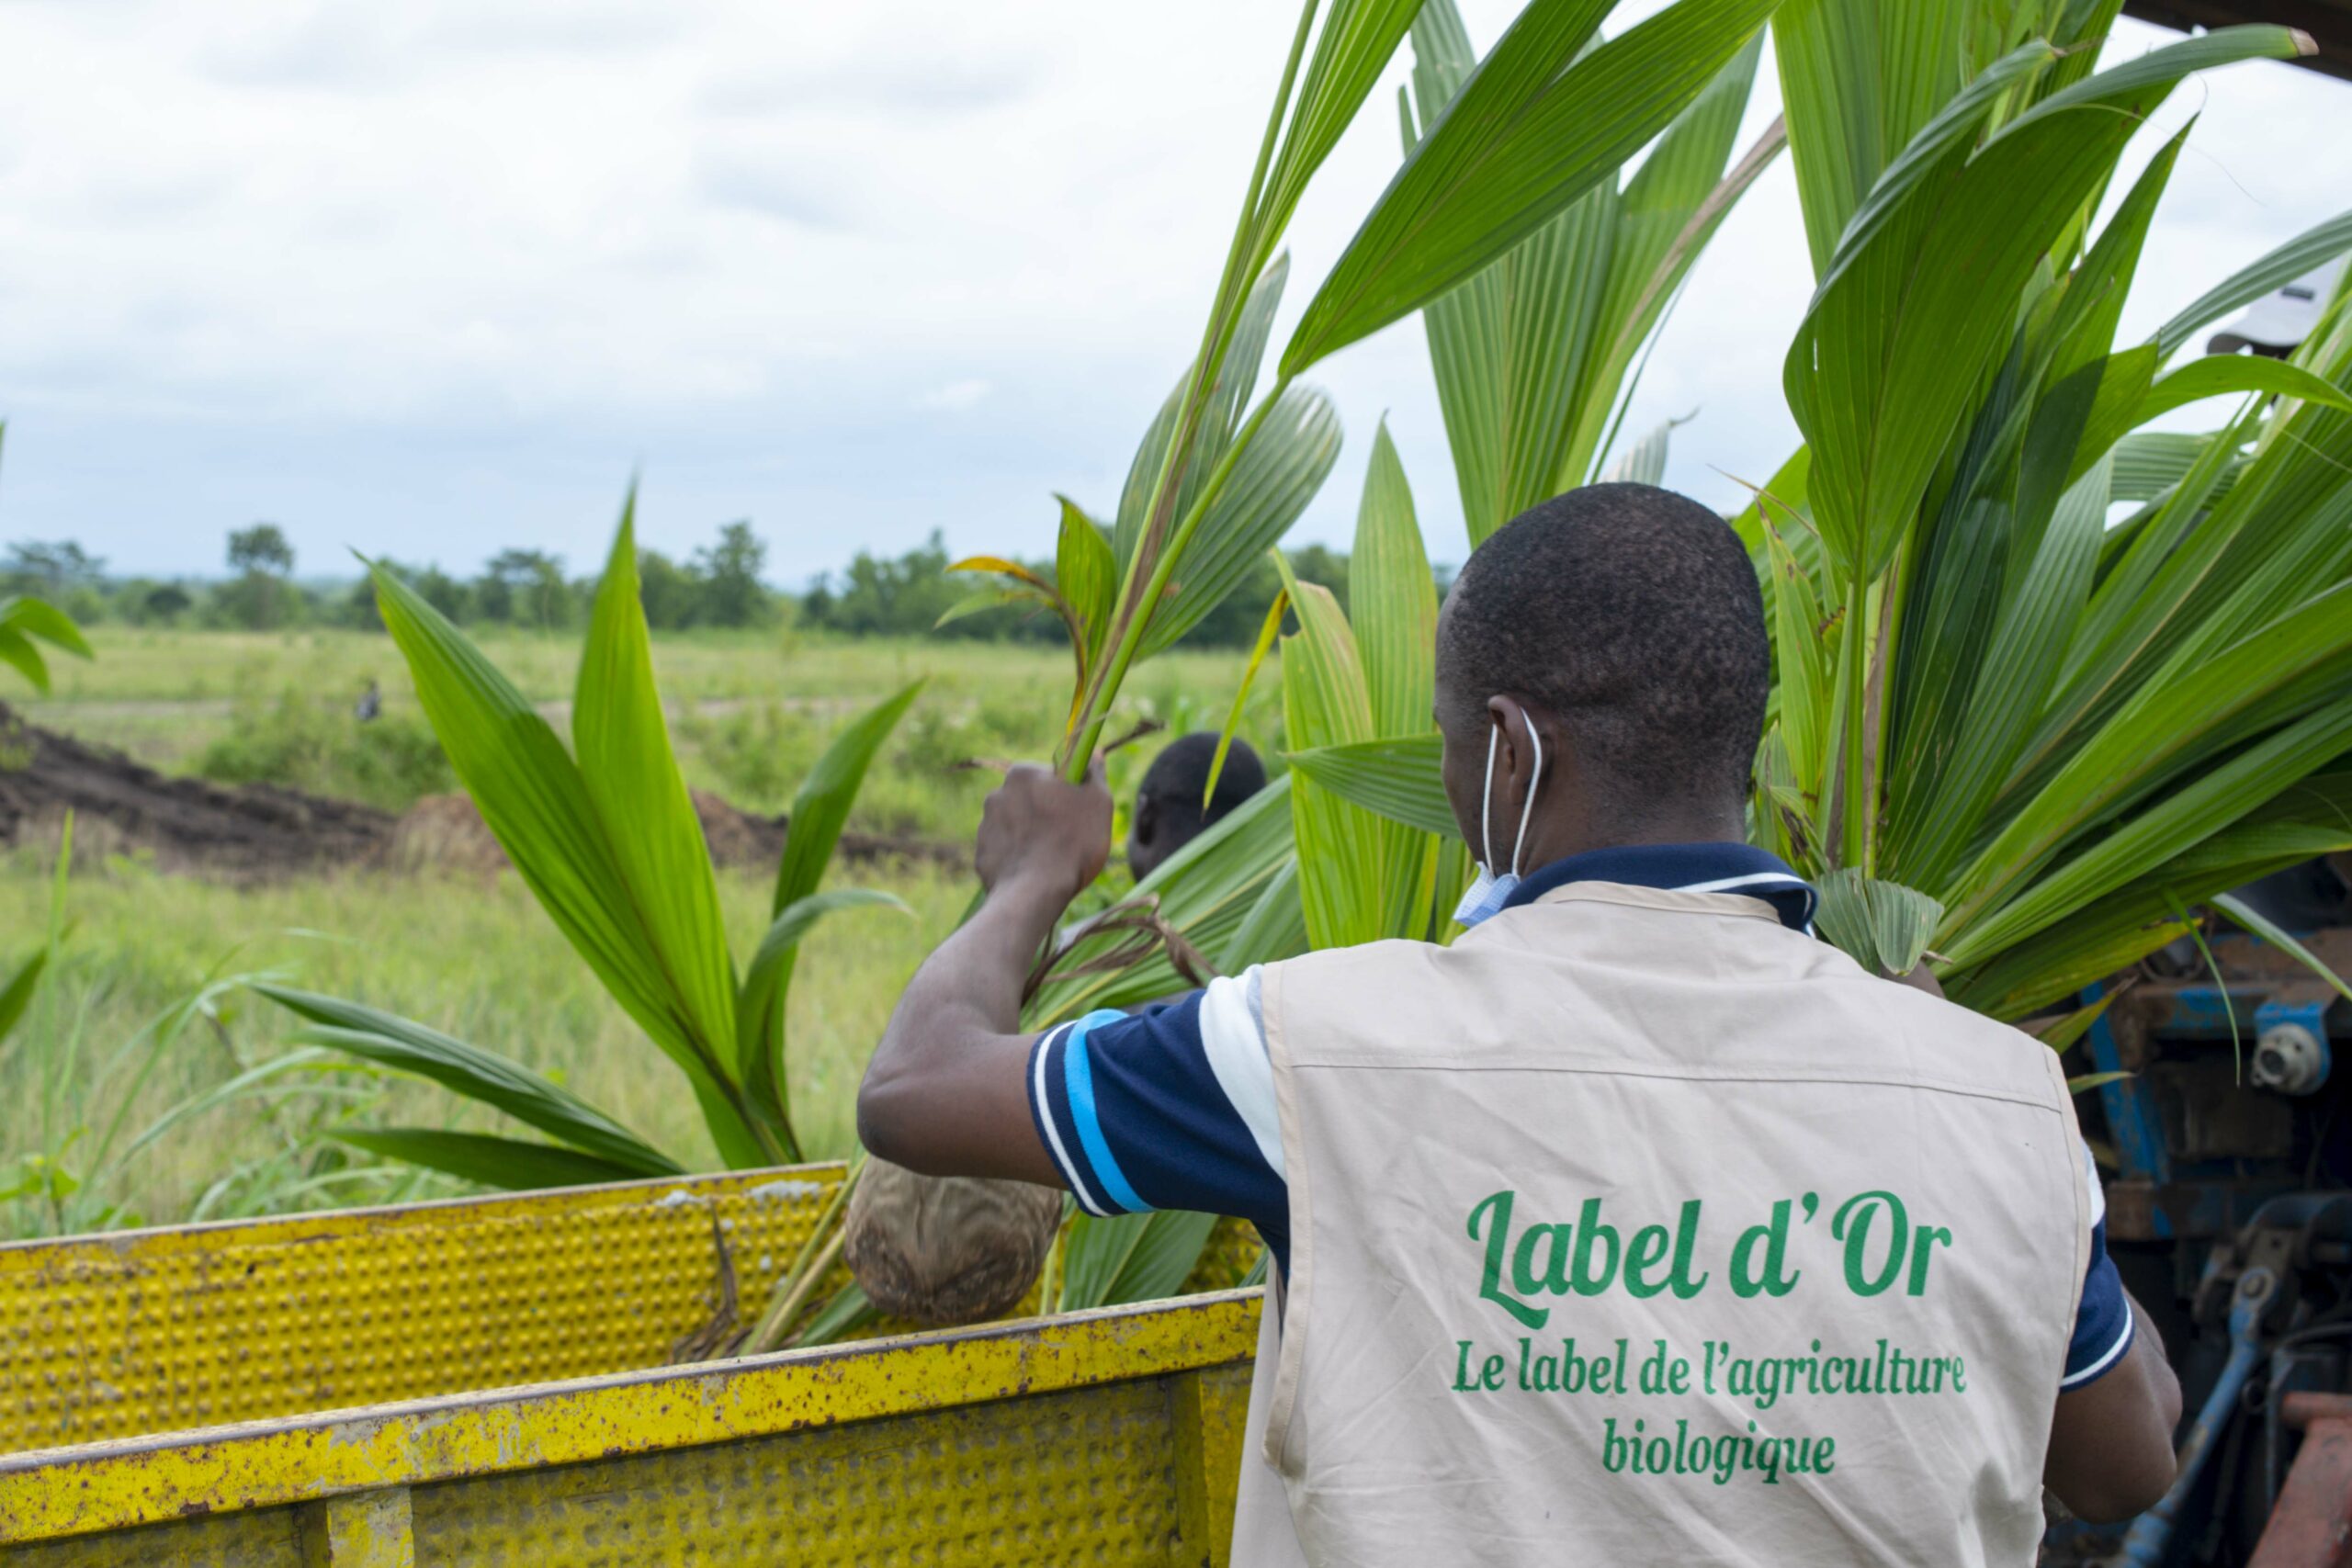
[0, 1162, 848, 1272]
[0, 1289, 1264, 1545]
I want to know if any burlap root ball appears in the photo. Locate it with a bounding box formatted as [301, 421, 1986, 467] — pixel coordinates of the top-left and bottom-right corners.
[842, 1158, 1063, 1325]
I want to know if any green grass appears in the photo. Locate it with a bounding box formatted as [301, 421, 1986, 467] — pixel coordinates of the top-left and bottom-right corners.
[0, 849, 973, 1236]
[0, 625, 1284, 1235]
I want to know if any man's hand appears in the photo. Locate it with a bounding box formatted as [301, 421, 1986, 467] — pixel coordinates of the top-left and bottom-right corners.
[977, 762, 1112, 903]
[857, 761, 1108, 1188]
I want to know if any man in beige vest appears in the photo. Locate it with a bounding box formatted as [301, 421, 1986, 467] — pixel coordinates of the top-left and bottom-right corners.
[860, 483, 2182, 1563]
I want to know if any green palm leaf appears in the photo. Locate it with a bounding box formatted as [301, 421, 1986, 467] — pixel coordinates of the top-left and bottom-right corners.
[257, 984, 679, 1177]
[1055, 499, 1119, 670]
[0, 627, 48, 693]
[1949, 774, 2352, 1018]
[1405, 3, 1774, 541]
[1286, 0, 1779, 376]
[1284, 736, 1453, 836]
[1813, 871, 1943, 976]
[1351, 423, 1438, 740]
[575, 497, 741, 1097]
[0, 596, 95, 663]
[1137, 385, 1342, 659]
[1114, 256, 1294, 574]
[2154, 209, 2352, 357]
[1057, 1209, 1226, 1312]
[737, 886, 910, 1147]
[367, 547, 764, 1164]
[333, 1130, 653, 1191]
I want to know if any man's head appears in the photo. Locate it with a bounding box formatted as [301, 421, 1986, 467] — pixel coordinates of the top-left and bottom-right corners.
[1434, 482, 1768, 869]
[1128, 732, 1267, 879]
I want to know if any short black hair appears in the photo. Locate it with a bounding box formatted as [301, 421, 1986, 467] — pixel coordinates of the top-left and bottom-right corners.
[1137, 732, 1264, 829]
[1439, 482, 1767, 809]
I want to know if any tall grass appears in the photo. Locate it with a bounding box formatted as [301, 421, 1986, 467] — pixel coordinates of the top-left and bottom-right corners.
[0, 851, 977, 1232]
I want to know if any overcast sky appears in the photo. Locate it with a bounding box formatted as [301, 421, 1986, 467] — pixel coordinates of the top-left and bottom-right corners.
[0, 1, 2345, 585]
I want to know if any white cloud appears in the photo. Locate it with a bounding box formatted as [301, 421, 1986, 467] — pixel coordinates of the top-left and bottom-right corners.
[916, 379, 991, 412]
[0, 1, 2341, 581]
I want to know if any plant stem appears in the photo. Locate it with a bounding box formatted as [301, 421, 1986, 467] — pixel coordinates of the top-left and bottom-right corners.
[747, 1226, 844, 1354]
[1058, 1, 1319, 781]
[1838, 571, 1873, 873]
[744, 1158, 862, 1353]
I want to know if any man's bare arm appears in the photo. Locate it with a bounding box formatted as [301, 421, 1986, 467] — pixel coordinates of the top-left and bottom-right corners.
[2043, 1290, 2181, 1522]
[856, 764, 1111, 1185]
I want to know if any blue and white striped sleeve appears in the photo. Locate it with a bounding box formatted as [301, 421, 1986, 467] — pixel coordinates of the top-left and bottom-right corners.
[1024, 968, 1291, 1263]
[2063, 1139, 2135, 1389]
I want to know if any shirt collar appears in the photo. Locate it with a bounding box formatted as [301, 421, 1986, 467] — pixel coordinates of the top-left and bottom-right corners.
[1499, 840, 1817, 932]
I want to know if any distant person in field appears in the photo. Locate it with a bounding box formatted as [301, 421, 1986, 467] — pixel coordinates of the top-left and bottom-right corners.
[1127, 732, 1266, 880]
[861, 483, 2179, 1565]
[355, 680, 381, 723]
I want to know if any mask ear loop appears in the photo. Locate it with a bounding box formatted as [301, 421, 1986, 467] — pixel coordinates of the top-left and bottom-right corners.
[1508, 724, 1544, 877]
[1479, 725, 1501, 870]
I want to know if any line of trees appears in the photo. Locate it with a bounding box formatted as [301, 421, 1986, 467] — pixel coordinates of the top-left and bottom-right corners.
[3, 522, 779, 635]
[797, 529, 1354, 647]
[3, 521, 1374, 649]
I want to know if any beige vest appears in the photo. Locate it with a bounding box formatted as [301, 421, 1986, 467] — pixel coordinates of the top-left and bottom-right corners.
[1229, 884, 2088, 1568]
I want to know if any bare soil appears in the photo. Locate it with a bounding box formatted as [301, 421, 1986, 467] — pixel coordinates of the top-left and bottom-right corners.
[0, 704, 961, 883]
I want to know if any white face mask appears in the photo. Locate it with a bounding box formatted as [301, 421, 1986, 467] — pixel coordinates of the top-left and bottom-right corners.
[1452, 720, 1544, 928]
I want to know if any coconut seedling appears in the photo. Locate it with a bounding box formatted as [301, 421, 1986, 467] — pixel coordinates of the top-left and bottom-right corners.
[845, 0, 1786, 1325]
[256, 499, 919, 1347]
[1293, 7, 2352, 1022]
[1274, 0, 1787, 946]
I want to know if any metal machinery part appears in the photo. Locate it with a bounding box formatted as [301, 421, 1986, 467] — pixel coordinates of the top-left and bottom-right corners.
[2063, 902, 2352, 1567]
[2080, 928, 2350, 1248]
[2112, 1269, 2278, 1567]
[2247, 1393, 2352, 1567]
[2254, 1019, 2333, 1098]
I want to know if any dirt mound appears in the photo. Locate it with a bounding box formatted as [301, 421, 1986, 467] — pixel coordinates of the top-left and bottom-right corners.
[0, 703, 963, 882]
[390, 790, 964, 876]
[0, 703, 393, 881]
[383, 794, 504, 876]
[694, 791, 788, 867]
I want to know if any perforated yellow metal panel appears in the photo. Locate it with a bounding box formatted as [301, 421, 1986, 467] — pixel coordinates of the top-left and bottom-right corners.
[414, 1380, 1179, 1565]
[6, 1507, 301, 1568]
[0, 1293, 1263, 1565]
[0, 1166, 845, 1453]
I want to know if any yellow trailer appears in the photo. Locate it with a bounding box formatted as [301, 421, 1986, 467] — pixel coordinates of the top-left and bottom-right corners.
[0, 1166, 1261, 1565]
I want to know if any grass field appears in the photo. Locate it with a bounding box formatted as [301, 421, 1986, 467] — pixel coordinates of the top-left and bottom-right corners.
[1, 626, 1280, 1237]
[0, 848, 967, 1235]
[14, 626, 1271, 836]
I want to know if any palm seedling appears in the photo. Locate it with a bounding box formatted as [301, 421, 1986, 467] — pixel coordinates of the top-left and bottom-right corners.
[965, 0, 1787, 1315]
[254, 499, 920, 1349]
[1756, 8, 2352, 1013]
[1297, 6, 2352, 1032]
[1277, 0, 1788, 953]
